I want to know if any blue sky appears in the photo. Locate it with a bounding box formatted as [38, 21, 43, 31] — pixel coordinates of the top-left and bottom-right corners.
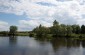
[0, 12, 28, 25]
[0, 0, 85, 31]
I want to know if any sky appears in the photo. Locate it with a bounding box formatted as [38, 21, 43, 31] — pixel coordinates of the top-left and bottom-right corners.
[0, 0, 85, 31]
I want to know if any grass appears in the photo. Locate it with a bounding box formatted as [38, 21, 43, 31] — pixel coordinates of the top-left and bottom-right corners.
[0, 32, 29, 36]
[0, 32, 85, 41]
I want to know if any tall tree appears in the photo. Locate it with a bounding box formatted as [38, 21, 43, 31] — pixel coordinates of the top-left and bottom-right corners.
[9, 26, 18, 36]
[50, 25, 61, 37]
[53, 20, 59, 26]
[50, 20, 62, 37]
[81, 25, 85, 34]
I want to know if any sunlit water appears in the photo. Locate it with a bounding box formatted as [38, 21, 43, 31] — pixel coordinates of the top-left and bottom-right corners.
[0, 36, 85, 55]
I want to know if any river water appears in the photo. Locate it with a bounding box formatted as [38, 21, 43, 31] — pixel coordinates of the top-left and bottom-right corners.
[0, 36, 84, 55]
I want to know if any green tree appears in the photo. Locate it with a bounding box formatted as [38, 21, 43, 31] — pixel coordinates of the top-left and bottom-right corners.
[60, 24, 67, 36]
[31, 20, 84, 38]
[53, 20, 59, 26]
[33, 24, 50, 38]
[50, 25, 61, 37]
[71, 25, 80, 34]
[71, 25, 77, 33]
[66, 25, 73, 36]
[81, 25, 85, 34]
[75, 25, 80, 34]
[9, 26, 18, 36]
[50, 20, 62, 37]
[0, 31, 8, 36]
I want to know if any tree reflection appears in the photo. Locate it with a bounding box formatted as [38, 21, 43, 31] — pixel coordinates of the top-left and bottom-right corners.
[9, 36, 17, 45]
[81, 40, 85, 47]
[51, 38, 81, 52]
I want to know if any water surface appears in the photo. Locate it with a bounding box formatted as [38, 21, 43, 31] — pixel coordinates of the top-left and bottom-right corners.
[0, 36, 84, 55]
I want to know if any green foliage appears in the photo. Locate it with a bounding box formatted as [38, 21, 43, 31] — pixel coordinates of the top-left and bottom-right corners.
[81, 25, 85, 34]
[33, 24, 50, 38]
[0, 20, 84, 39]
[29, 32, 35, 37]
[32, 20, 85, 39]
[17, 32, 29, 36]
[50, 25, 61, 37]
[60, 24, 67, 36]
[9, 26, 18, 36]
[53, 20, 59, 26]
[66, 25, 73, 36]
[71, 25, 80, 34]
[0, 31, 8, 36]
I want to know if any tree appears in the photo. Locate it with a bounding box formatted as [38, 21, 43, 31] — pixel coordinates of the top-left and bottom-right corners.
[9, 26, 18, 36]
[71, 25, 77, 33]
[53, 20, 59, 26]
[50, 25, 61, 37]
[66, 25, 72, 36]
[81, 25, 85, 34]
[33, 24, 50, 38]
[71, 25, 80, 34]
[75, 25, 80, 34]
[60, 24, 67, 36]
[51, 20, 62, 37]
[39, 24, 42, 28]
[31, 20, 85, 38]
[0, 31, 8, 36]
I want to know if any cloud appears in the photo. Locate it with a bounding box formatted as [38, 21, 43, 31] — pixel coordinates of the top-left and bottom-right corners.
[0, 0, 85, 30]
[0, 21, 9, 31]
[18, 19, 52, 31]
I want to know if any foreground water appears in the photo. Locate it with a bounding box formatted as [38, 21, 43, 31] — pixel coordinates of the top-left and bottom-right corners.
[0, 36, 85, 55]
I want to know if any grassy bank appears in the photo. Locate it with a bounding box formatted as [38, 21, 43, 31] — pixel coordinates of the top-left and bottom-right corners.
[0, 31, 85, 41]
[0, 31, 29, 36]
[29, 33, 85, 40]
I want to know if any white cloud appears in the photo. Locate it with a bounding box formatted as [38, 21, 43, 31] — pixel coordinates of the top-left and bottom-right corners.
[0, 21, 9, 31]
[0, 0, 85, 30]
[19, 20, 39, 28]
[18, 19, 52, 31]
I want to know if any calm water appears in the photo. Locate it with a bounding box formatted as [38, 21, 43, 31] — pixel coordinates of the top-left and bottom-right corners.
[0, 36, 85, 55]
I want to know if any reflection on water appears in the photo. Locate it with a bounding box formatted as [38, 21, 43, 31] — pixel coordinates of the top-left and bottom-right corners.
[51, 38, 83, 55]
[9, 36, 17, 45]
[51, 38, 80, 51]
[0, 36, 85, 55]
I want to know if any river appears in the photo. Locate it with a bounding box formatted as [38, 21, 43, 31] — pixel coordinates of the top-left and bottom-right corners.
[0, 36, 84, 55]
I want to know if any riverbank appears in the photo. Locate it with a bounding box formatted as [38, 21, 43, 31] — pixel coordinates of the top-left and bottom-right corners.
[0, 31, 29, 36]
[29, 33, 85, 40]
[0, 31, 85, 41]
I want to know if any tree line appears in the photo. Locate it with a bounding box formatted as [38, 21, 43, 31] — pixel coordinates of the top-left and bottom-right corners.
[0, 26, 17, 36]
[30, 20, 85, 38]
[0, 26, 30, 36]
[0, 20, 85, 38]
